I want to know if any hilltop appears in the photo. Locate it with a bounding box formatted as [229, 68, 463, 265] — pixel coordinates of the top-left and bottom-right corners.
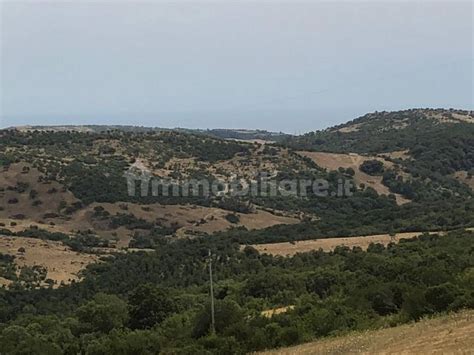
[8, 125, 289, 142]
[282, 108, 473, 153]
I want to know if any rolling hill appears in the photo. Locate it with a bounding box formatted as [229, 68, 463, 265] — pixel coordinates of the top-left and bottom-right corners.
[0, 108, 473, 354]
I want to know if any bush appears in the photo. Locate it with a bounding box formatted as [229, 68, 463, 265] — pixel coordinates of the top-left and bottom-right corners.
[76, 293, 129, 334]
[425, 283, 459, 312]
[359, 160, 385, 175]
[225, 214, 240, 224]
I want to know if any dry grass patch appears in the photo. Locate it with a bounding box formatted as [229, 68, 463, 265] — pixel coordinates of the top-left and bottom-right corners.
[77, 202, 298, 244]
[297, 151, 410, 205]
[261, 306, 295, 318]
[379, 150, 411, 160]
[336, 123, 362, 133]
[0, 276, 13, 288]
[427, 112, 474, 124]
[228, 138, 274, 144]
[260, 310, 474, 354]
[453, 171, 474, 190]
[0, 163, 79, 221]
[249, 231, 440, 256]
[0, 236, 98, 287]
[0, 198, 299, 250]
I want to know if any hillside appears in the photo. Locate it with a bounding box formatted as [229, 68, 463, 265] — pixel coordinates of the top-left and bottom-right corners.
[282, 108, 473, 153]
[262, 310, 474, 354]
[282, 108, 474, 184]
[0, 108, 473, 354]
[1, 108, 473, 280]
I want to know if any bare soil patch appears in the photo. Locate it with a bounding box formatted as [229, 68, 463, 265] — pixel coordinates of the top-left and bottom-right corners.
[336, 123, 362, 133]
[453, 171, 474, 190]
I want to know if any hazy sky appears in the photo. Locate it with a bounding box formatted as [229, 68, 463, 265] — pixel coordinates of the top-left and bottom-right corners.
[1, 1, 472, 132]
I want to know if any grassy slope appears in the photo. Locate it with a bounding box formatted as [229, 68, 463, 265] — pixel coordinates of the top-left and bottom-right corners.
[261, 310, 474, 354]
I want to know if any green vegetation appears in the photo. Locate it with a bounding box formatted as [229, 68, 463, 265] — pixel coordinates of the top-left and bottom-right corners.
[0, 129, 251, 206]
[0, 230, 472, 353]
[9, 125, 289, 141]
[0, 253, 16, 281]
[1, 227, 108, 253]
[1, 109, 473, 353]
[359, 160, 384, 175]
[281, 110, 473, 190]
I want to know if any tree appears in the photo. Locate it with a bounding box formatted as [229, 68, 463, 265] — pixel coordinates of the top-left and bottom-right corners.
[224, 213, 240, 224]
[345, 167, 355, 176]
[305, 270, 337, 299]
[359, 160, 385, 176]
[402, 290, 429, 320]
[425, 283, 459, 312]
[192, 299, 244, 338]
[76, 293, 129, 333]
[0, 325, 63, 355]
[85, 329, 161, 355]
[245, 270, 304, 299]
[367, 285, 398, 315]
[128, 284, 175, 330]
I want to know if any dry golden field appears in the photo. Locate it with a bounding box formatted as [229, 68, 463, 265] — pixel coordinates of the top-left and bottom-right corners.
[261, 310, 474, 354]
[296, 151, 410, 205]
[0, 236, 98, 287]
[249, 231, 441, 256]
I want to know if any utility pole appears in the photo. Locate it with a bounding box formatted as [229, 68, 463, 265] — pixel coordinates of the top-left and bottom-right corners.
[208, 249, 216, 334]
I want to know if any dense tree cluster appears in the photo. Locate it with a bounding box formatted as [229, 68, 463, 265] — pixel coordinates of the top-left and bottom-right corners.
[359, 160, 385, 175]
[0, 230, 472, 353]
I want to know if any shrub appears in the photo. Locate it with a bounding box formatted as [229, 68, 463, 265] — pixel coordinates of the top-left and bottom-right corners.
[359, 160, 385, 175]
[225, 214, 240, 224]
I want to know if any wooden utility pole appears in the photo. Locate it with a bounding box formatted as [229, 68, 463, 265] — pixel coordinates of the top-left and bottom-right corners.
[208, 249, 216, 334]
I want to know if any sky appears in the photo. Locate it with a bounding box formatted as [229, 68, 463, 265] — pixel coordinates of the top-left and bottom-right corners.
[0, 1, 472, 133]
